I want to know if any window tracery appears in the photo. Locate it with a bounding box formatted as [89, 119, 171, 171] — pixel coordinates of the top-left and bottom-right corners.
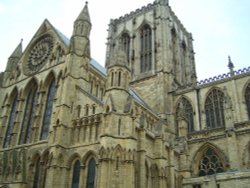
[198, 148, 224, 176]
[140, 24, 152, 73]
[205, 89, 225, 129]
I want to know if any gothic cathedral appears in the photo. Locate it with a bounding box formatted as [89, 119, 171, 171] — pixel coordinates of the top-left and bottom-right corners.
[0, 0, 250, 187]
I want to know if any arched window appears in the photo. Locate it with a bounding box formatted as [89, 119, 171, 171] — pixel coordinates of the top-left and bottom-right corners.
[19, 82, 38, 144]
[176, 97, 194, 132]
[3, 92, 18, 148]
[245, 83, 250, 119]
[33, 157, 41, 188]
[121, 32, 130, 64]
[86, 158, 96, 188]
[140, 24, 152, 73]
[205, 89, 225, 129]
[40, 78, 56, 140]
[111, 72, 114, 87]
[198, 148, 224, 176]
[71, 160, 81, 188]
[118, 71, 121, 86]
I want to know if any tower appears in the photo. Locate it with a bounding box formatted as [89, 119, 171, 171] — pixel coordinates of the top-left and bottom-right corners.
[105, 0, 197, 122]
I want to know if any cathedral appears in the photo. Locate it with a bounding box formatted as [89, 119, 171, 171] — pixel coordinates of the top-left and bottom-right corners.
[0, 0, 250, 187]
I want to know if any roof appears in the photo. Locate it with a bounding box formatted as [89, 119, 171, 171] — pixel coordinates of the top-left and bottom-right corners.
[54, 28, 70, 46]
[52, 26, 106, 76]
[90, 59, 107, 76]
[129, 88, 151, 110]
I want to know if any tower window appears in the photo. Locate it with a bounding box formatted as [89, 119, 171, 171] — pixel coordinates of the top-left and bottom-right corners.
[205, 89, 225, 129]
[121, 32, 130, 64]
[140, 24, 152, 73]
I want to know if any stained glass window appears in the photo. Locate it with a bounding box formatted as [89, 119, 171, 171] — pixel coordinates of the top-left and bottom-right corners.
[40, 78, 56, 140]
[86, 158, 96, 188]
[198, 148, 224, 176]
[3, 93, 18, 148]
[71, 160, 81, 188]
[205, 89, 225, 129]
[19, 82, 38, 144]
[176, 97, 194, 132]
[245, 83, 250, 119]
[140, 25, 152, 73]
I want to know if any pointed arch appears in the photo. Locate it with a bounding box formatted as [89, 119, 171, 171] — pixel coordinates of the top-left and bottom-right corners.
[82, 150, 99, 165]
[86, 158, 96, 188]
[140, 24, 152, 73]
[19, 78, 38, 144]
[82, 151, 98, 188]
[67, 153, 81, 168]
[175, 96, 194, 133]
[205, 88, 225, 129]
[244, 81, 250, 119]
[71, 159, 81, 188]
[191, 142, 228, 176]
[40, 72, 57, 140]
[3, 87, 18, 148]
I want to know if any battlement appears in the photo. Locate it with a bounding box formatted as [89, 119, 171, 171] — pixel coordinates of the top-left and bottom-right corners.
[197, 66, 250, 86]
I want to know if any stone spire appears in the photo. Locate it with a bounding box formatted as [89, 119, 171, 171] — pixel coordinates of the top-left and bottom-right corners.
[70, 1, 92, 57]
[73, 1, 91, 37]
[5, 39, 23, 72]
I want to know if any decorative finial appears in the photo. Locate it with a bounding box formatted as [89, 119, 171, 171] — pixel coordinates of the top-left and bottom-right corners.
[20, 38, 23, 43]
[228, 55, 235, 76]
[85, 1, 88, 5]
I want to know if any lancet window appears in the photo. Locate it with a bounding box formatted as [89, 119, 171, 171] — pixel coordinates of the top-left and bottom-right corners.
[205, 89, 225, 129]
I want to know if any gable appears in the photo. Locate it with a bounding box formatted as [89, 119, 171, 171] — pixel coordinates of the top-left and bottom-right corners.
[20, 19, 69, 76]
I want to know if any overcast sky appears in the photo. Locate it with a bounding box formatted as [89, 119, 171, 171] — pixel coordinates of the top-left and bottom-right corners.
[0, 0, 249, 80]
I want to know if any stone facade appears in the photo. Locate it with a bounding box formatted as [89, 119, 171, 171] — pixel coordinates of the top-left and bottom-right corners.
[0, 0, 250, 187]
